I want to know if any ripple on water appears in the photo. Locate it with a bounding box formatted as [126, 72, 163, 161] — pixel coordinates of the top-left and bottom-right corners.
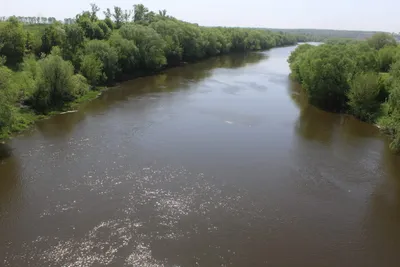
[4, 165, 255, 266]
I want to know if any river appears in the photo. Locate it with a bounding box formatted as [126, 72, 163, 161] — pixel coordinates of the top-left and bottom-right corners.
[1, 45, 399, 266]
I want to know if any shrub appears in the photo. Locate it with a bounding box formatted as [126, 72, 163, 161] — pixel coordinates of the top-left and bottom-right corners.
[31, 48, 88, 112]
[84, 40, 119, 83]
[347, 72, 381, 122]
[80, 55, 103, 86]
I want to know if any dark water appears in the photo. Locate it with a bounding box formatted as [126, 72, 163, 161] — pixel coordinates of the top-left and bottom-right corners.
[1, 46, 400, 267]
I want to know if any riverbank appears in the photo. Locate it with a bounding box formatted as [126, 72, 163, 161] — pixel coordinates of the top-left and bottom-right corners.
[1, 8, 304, 141]
[288, 38, 400, 152]
[0, 46, 295, 141]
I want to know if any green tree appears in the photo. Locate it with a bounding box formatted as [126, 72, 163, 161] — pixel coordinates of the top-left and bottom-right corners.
[347, 72, 382, 122]
[119, 24, 166, 69]
[133, 4, 149, 23]
[31, 47, 88, 112]
[90, 3, 100, 21]
[0, 17, 27, 65]
[367, 32, 397, 50]
[80, 55, 103, 86]
[0, 67, 15, 134]
[109, 32, 138, 74]
[378, 45, 398, 72]
[40, 23, 66, 55]
[113, 6, 124, 29]
[84, 40, 119, 83]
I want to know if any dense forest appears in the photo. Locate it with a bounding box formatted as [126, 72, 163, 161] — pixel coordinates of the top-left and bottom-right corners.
[288, 33, 400, 152]
[0, 4, 307, 139]
[269, 28, 400, 41]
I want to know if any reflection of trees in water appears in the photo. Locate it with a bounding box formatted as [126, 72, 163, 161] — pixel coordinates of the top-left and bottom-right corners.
[360, 143, 400, 265]
[35, 110, 86, 139]
[83, 52, 267, 115]
[288, 80, 308, 110]
[20, 53, 267, 141]
[295, 105, 338, 144]
[377, 142, 400, 218]
[0, 143, 13, 160]
[0, 144, 22, 218]
[290, 80, 380, 145]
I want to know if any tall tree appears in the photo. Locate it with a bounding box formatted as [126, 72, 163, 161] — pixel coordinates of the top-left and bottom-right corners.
[133, 4, 149, 23]
[0, 17, 27, 65]
[112, 6, 123, 29]
[90, 3, 100, 21]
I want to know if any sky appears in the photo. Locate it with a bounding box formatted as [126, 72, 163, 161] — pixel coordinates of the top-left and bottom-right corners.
[1, 0, 399, 32]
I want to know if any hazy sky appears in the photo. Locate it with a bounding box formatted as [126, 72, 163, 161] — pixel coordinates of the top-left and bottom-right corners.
[2, 0, 399, 32]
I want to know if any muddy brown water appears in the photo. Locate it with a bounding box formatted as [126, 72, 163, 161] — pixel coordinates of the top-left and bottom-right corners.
[1, 46, 400, 267]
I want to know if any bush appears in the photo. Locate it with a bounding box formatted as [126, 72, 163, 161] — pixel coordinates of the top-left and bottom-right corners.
[84, 40, 119, 83]
[0, 18, 26, 65]
[109, 33, 138, 74]
[70, 74, 89, 96]
[31, 48, 88, 112]
[0, 67, 15, 132]
[80, 55, 103, 86]
[347, 72, 381, 122]
[119, 24, 166, 69]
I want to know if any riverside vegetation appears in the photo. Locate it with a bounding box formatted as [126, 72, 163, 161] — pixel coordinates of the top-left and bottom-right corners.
[0, 4, 307, 139]
[288, 33, 400, 152]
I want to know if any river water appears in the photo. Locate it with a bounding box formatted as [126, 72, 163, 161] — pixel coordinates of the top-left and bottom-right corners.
[1, 46, 400, 266]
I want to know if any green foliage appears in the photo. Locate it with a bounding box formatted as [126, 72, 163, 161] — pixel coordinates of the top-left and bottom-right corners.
[84, 40, 119, 83]
[63, 23, 85, 62]
[292, 44, 356, 111]
[347, 72, 382, 122]
[0, 67, 15, 133]
[367, 32, 397, 50]
[31, 48, 88, 112]
[378, 46, 398, 72]
[41, 23, 66, 55]
[289, 36, 400, 152]
[109, 32, 138, 73]
[97, 21, 111, 39]
[80, 55, 103, 86]
[120, 24, 166, 69]
[0, 18, 27, 65]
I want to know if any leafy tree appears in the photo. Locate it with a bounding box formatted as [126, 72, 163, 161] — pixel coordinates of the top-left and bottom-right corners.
[367, 32, 397, 50]
[119, 24, 166, 69]
[84, 40, 119, 83]
[31, 47, 88, 112]
[90, 3, 100, 21]
[41, 23, 66, 55]
[347, 72, 382, 122]
[0, 67, 15, 133]
[151, 20, 183, 65]
[113, 6, 124, 29]
[133, 4, 149, 23]
[109, 32, 138, 74]
[0, 17, 27, 65]
[378, 46, 398, 72]
[63, 23, 85, 61]
[80, 55, 103, 86]
[96, 21, 111, 39]
[291, 44, 356, 111]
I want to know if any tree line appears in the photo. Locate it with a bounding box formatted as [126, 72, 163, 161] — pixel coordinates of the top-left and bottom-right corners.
[288, 33, 400, 152]
[0, 16, 58, 24]
[0, 4, 306, 139]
